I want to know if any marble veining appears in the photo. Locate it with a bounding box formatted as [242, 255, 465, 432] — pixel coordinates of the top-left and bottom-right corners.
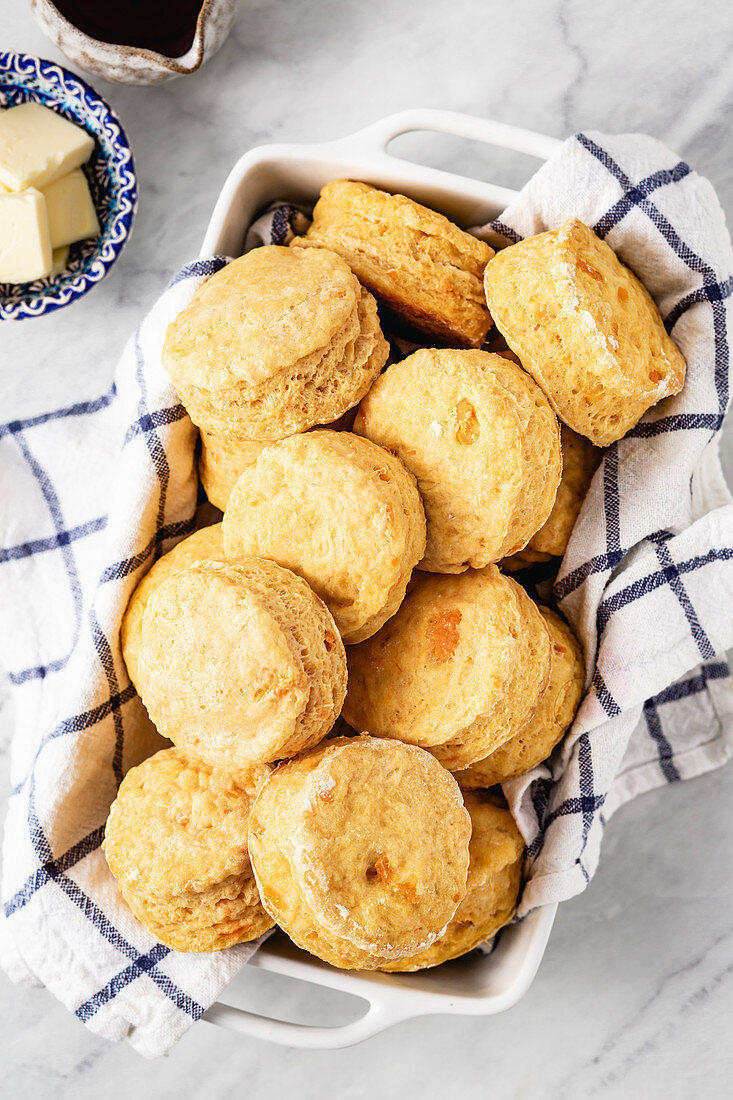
[1, 1, 732, 1096]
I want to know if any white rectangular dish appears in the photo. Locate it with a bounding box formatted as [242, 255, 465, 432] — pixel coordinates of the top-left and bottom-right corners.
[199, 109, 561, 1049]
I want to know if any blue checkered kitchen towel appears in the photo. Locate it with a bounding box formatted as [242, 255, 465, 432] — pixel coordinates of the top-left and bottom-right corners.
[1, 132, 733, 1058]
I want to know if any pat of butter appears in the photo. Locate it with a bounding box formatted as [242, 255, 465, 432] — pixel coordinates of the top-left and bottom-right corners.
[0, 187, 52, 283]
[42, 169, 100, 248]
[51, 245, 70, 276]
[0, 102, 94, 192]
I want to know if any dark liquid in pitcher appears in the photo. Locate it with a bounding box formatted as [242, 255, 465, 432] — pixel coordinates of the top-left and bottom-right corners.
[54, 0, 205, 57]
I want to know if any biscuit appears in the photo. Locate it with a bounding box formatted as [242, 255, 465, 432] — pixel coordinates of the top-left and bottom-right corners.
[120, 524, 226, 694]
[162, 245, 389, 442]
[103, 748, 274, 952]
[526, 424, 603, 557]
[200, 409, 363, 513]
[343, 566, 552, 770]
[198, 432, 267, 512]
[456, 608, 585, 788]
[354, 349, 560, 572]
[247, 736, 471, 969]
[136, 557, 347, 772]
[381, 792, 524, 970]
[483, 218, 686, 445]
[291, 180, 494, 347]
[223, 430, 426, 644]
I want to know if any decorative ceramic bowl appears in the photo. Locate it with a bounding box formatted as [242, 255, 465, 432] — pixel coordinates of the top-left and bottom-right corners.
[30, 0, 238, 86]
[0, 51, 137, 321]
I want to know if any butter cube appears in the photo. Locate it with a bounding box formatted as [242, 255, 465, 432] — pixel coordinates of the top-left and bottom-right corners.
[0, 187, 52, 283]
[0, 102, 94, 191]
[51, 245, 70, 276]
[42, 169, 100, 248]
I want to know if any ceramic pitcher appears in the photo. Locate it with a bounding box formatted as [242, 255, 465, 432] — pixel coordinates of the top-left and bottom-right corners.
[30, 0, 238, 85]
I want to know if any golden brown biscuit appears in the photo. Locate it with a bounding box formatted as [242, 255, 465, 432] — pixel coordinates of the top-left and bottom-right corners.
[162, 246, 388, 443]
[103, 748, 274, 952]
[120, 524, 226, 694]
[527, 424, 603, 557]
[291, 180, 494, 347]
[483, 218, 686, 445]
[136, 557, 347, 773]
[381, 792, 524, 970]
[343, 566, 551, 770]
[198, 432, 267, 512]
[248, 736, 471, 969]
[223, 430, 426, 644]
[456, 608, 585, 788]
[354, 349, 560, 572]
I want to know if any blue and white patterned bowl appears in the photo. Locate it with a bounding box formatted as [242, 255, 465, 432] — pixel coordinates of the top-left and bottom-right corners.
[0, 51, 137, 321]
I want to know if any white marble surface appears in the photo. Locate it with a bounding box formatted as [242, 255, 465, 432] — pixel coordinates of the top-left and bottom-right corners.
[1, 1, 733, 1096]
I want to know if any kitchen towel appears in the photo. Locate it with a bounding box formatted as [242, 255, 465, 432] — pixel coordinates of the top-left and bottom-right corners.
[1, 131, 732, 1057]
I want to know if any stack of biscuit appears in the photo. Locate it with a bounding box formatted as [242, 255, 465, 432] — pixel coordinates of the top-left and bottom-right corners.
[103, 748, 274, 952]
[248, 737, 472, 970]
[106, 180, 685, 971]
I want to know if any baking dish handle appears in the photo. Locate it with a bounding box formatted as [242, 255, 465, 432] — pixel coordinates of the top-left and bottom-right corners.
[333, 108, 562, 164]
[203, 987, 411, 1049]
[204, 905, 557, 1047]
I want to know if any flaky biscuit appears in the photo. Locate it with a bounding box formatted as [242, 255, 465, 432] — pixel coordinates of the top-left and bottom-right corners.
[343, 566, 551, 769]
[223, 431, 426, 644]
[103, 748, 273, 952]
[483, 218, 686, 445]
[162, 246, 388, 442]
[354, 349, 528, 572]
[291, 180, 494, 348]
[527, 424, 603, 557]
[120, 524, 226, 694]
[248, 736, 471, 969]
[381, 792, 524, 970]
[136, 558, 347, 772]
[456, 608, 585, 788]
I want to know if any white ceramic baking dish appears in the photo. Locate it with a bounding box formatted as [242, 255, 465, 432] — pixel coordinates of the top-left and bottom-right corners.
[199, 109, 562, 1049]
